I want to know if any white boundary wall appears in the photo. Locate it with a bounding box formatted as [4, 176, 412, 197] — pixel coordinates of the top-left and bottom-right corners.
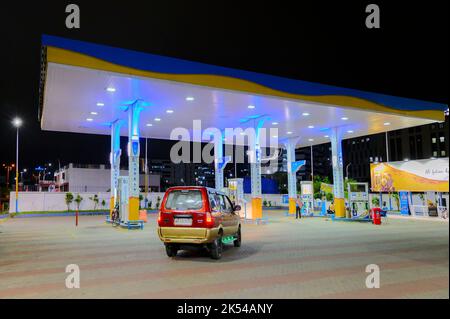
[9, 192, 166, 213]
[10, 191, 449, 213]
[10, 192, 288, 213]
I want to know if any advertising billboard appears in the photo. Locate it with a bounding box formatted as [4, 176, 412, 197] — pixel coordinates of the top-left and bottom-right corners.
[370, 158, 449, 192]
[320, 183, 333, 194]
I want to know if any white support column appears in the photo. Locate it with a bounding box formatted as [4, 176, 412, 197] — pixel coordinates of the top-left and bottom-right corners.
[214, 136, 224, 191]
[286, 137, 300, 215]
[330, 127, 346, 218]
[249, 119, 266, 220]
[127, 101, 143, 222]
[109, 119, 123, 217]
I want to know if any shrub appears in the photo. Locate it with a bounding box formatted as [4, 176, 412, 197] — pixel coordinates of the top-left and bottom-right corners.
[65, 192, 74, 211]
[89, 194, 99, 210]
[74, 194, 83, 211]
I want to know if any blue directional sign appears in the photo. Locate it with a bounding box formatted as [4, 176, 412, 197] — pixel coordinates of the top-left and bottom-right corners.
[291, 160, 306, 174]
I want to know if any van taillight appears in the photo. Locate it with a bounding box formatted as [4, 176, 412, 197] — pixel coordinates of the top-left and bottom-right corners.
[157, 212, 162, 225]
[205, 212, 214, 227]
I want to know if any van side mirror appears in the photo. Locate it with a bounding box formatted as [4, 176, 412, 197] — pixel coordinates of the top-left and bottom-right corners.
[234, 205, 241, 212]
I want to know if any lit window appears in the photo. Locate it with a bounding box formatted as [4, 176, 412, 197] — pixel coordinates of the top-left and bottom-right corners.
[432, 138, 437, 143]
[433, 151, 438, 157]
[441, 150, 446, 157]
[440, 136, 445, 143]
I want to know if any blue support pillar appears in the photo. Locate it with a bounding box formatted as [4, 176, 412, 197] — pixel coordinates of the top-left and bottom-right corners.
[249, 119, 266, 220]
[330, 127, 346, 218]
[127, 101, 143, 222]
[285, 137, 302, 215]
[110, 119, 123, 218]
[214, 136, 225, 191]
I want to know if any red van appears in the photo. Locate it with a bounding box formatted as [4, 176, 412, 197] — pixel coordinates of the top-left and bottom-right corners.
[157, 186, 242, 259]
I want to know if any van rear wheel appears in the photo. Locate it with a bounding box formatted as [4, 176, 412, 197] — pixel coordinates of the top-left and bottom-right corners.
[210, 233, 223, 260]
[165, 244, 178, 257]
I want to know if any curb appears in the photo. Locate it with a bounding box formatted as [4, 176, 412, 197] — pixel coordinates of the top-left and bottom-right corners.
[13, 211, 109, 218]
[2, 210, 159, 219]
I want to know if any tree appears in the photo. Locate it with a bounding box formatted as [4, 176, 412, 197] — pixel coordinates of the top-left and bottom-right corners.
[74, 194, 83, 211]
[101, 199, 106, 209]
[418, 193, 425, 204]
[65, 192, 74, 211]
[372, 196, 380, 207]
[89, 194, 99, 210]
[392, 192, 400, 210]
[271, 171, 288, 194]
[139, 194, 144, 209]
[156, 196, 161, 209]
[313, 175, 324, 195]
[325, 192, 334, 202]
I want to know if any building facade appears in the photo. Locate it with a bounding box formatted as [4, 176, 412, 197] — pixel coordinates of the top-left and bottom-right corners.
[293, 118, 449, 186]
[55, 164, 160, 192]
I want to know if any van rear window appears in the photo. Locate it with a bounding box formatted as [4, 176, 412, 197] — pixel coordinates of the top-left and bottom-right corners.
[164, 190, 203, 210]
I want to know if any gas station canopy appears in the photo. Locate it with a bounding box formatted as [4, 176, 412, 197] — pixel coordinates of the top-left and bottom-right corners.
[40, 35, 447, 147]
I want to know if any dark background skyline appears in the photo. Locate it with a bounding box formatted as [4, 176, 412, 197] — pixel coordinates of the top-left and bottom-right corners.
[0, 1, 448, 173]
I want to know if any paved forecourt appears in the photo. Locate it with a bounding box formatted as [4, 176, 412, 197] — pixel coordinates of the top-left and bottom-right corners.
[0, 212, 448, 299]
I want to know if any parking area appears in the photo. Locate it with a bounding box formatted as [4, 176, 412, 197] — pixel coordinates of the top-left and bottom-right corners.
[0, 212, 448, 299]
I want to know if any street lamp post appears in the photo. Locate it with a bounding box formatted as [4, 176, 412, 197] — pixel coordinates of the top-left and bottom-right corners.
[345, 163, 352, 181]
[12, 118, 22, 214]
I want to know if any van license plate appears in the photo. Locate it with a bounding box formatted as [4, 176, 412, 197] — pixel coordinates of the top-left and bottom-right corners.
[174, 218, 192, 226]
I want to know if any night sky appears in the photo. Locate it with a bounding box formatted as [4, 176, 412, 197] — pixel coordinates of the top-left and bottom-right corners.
[0, 1, 448, 173]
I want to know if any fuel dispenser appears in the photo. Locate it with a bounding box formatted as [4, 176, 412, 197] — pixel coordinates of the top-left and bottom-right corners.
[300, 181, 314, 216]
[117, 176, 129, 223]
[347, 182, 370, 219]
[228, 178, 247, 219]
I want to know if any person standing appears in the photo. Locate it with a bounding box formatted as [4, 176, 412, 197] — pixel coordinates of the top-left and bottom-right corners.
[296, 195, 303, 219]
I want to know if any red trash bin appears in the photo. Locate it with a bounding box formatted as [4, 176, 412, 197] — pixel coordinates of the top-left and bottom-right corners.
[371, 207, 382, 225]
